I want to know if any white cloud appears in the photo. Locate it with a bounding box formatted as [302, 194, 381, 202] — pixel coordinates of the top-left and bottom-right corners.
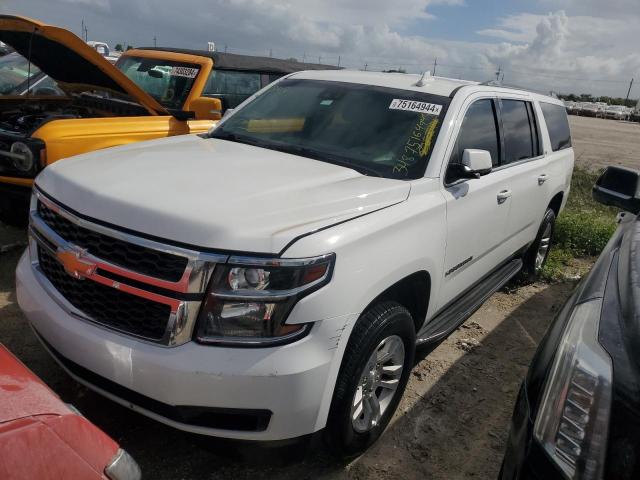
[0, 0, 638, 96]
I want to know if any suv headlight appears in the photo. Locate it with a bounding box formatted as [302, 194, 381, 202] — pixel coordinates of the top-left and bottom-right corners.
[195, 253, 335, 346]
[534, 298, 612, 480]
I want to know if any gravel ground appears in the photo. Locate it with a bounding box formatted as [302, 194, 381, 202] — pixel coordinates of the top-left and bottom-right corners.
[0, 114, 636, 478]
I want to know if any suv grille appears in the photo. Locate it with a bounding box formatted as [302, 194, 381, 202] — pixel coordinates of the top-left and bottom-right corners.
[38, 201, 188, 282]
[38, 248, 171, 340]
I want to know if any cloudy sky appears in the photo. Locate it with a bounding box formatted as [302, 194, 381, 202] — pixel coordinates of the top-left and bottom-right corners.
[1, 0, 638, 97]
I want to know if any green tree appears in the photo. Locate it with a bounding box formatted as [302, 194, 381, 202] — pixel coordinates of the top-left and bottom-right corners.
[115, 43, 123, 52]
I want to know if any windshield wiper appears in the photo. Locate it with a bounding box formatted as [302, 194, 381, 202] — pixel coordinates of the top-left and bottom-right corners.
[211, 131, 383, 178]
[260, 143, 383, 178]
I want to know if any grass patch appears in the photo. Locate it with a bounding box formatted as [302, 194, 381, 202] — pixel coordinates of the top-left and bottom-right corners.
[541, 167, 618, 281]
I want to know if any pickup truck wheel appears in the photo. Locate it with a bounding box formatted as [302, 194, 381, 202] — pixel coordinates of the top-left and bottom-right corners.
[523, 208, 555, 277]
[324, 301, 415, 458]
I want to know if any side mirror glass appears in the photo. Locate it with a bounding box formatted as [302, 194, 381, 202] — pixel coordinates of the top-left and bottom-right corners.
[593, 166, 640, 214]
[188, 97, 222, 121]
[461, 149, 493, 178]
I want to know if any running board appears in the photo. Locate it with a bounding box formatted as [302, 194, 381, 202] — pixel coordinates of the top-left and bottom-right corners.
[416, 258, 522, 345]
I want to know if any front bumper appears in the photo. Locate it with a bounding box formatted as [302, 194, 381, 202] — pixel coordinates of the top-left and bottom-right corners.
[17, 252, 352, 441]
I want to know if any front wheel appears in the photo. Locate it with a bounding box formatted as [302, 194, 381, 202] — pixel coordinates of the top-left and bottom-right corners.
[523, 208, 556, 277]
[324, 301, 415, 458]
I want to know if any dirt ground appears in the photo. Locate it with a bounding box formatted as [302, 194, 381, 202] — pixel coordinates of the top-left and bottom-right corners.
[0, 115, 636, 479]
[569, 115, 640, 170]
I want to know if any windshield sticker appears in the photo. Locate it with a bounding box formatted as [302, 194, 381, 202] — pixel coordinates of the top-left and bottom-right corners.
[389, 99, 442, 115]
[170, 66, 199, 78]
[394, 114, 439, 176]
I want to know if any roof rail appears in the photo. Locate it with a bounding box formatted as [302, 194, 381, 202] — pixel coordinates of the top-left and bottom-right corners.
[478, 79, 553, 97]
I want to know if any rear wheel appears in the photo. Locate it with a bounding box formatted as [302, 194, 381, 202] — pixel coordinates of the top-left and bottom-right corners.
[324, 301, 415, 458]
[523, 208, 555, 277]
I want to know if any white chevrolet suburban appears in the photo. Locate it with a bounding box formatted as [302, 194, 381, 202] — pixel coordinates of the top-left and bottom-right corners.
[16, 70, 574, 456]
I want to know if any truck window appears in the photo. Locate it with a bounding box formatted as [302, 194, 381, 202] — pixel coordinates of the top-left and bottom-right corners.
[501, 99, 538, 164]
[450, 99, 501, 168]
[203, 70, 261, 109]
[540, 102, 572, 151]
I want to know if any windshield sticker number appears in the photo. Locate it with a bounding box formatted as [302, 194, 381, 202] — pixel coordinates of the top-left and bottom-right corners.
[393, 114, 440, 176]
[389, 99, 442, 115]
[170, 66, 199, 78]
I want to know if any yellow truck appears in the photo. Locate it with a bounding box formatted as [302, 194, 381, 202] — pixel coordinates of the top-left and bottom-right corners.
[0, 15, 335, 225]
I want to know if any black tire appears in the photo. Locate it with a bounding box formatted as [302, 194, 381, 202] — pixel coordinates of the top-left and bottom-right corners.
[522, 208, 556, 277]
[324, 301, 416, 458]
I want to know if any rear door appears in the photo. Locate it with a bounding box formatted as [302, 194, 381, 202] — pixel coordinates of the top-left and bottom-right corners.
[495, 97, 550, 255]
[437, 95, 513, 309]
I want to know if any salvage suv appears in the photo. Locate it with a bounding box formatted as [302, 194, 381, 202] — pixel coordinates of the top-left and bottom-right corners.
[0, 15, 333, 226]
[17, 70, 574, 456]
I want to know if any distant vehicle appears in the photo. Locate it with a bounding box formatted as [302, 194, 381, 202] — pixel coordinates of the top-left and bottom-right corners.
[580, 102, 599, 117]
[563, 100, 575, 113]
[604, 105, 629, 121]
[0, 344, 140, 480]
[0, 51, 62, 96]
[501, 166, 640, 480]
[86, 41, 120, 64]
[632, 100, 640, 122]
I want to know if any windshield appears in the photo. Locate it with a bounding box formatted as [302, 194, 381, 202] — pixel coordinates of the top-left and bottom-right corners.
[210, 79, 450, 179]
[0, 52, 42, 95]
[116, 56, 200, 109]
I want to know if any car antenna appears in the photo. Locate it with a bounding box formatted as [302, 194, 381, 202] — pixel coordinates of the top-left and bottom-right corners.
[414, 70, 433, 87]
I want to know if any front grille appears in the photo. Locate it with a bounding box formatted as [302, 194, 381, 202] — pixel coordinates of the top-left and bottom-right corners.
[38, 200, 188, 282]
[38, 248, 171, 340]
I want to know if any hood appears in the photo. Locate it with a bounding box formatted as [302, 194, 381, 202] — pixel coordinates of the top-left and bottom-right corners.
[36, 135, 411, 254]
[0, 15, 167, 115]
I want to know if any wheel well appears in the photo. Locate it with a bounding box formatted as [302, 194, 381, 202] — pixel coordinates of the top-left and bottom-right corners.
[365, 271, 431, 332]
[548, 192, 564, 217]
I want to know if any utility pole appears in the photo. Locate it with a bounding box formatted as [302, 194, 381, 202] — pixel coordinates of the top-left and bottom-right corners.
[81, 19, 84, 40]
[337, 55, 341, 67]
[224, 44, 228, 53]
[302, 52, 306, 63]
[495, 65, 502, 82]
[153, 36, 157, 47]
[625, 78, 634, 106]
[433, 57, 437, 76]
[364, 63, 368, 71]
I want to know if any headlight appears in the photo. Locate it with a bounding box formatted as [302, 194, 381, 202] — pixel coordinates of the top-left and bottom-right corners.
[10, 141, 35, 172]
[534, 299, 612, 480]
[195, 253, 335, 346]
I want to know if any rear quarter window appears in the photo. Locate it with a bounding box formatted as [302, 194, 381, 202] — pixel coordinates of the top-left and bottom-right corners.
[540, 102, 572, 152]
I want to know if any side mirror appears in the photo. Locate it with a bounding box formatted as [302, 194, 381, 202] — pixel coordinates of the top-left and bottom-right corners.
[593, 166, 640, 214]
[188, 97, 222, 121]
[461, 149, 493, 178]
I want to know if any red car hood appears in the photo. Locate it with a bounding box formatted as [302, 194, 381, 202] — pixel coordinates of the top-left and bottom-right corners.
[0, 345, 119, 479]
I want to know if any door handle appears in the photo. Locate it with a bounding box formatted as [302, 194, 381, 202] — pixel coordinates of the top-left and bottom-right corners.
[497, 189, 512, 204]
[538, 174, 548, 185]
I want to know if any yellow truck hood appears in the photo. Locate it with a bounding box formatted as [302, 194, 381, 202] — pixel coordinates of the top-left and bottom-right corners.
[0, 15, 168, 115]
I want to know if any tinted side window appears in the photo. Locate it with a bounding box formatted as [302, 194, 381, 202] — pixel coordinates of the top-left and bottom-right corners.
[501, 100, 537, 164]
[450, 99, 501, 167]
[203, 70, 261, 109]
[540, 102, 572, 151]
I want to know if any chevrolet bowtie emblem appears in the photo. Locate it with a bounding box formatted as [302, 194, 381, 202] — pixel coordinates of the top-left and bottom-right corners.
[56, 246, 97, 280]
